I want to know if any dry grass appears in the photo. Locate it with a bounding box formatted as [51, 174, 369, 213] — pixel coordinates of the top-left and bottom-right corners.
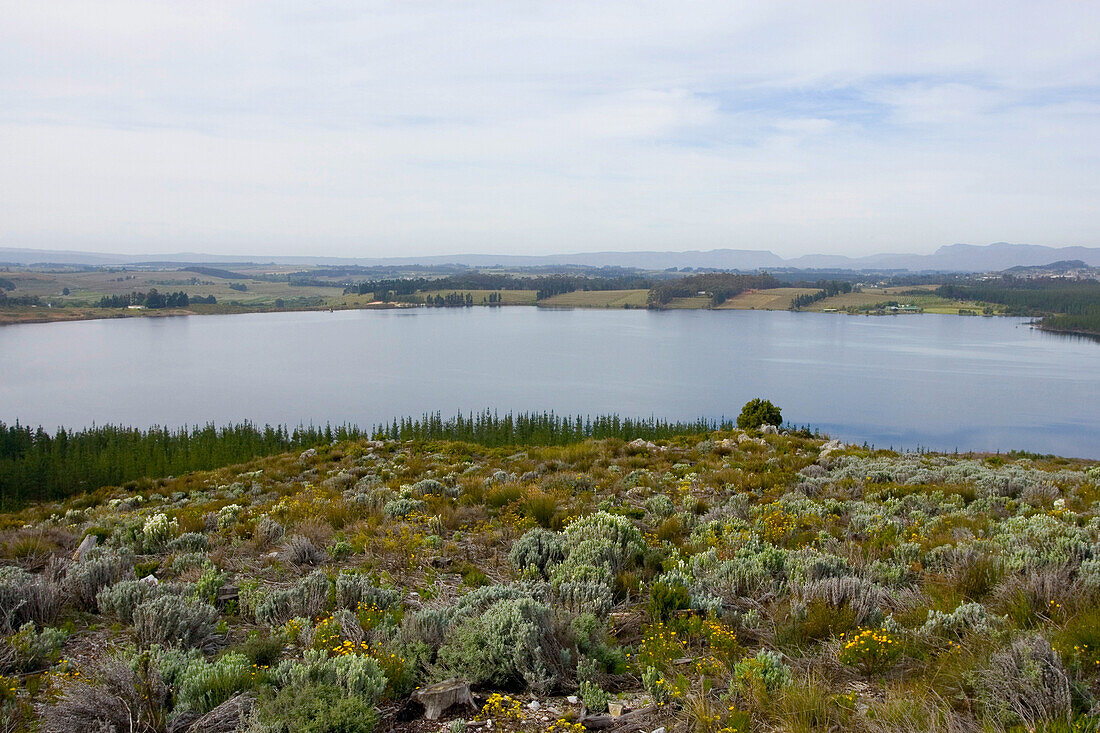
[716, 287, 820, 310]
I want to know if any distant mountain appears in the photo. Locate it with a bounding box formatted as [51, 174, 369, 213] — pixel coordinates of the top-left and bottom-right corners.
[2, 242, 1098, 272]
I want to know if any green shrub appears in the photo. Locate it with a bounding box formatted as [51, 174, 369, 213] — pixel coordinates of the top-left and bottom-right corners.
[736, 399, 782, 429]
[237, 633, 286, 668]
[733, 650, 791, 694]
[522, 491, 559, 528]
[578, 680, 609, 713]
[194, 562, 228, 604]
[249, 682, 378, 733]
[3, 622, 68, 672]
[268, 651, 387, 705]
[176, 652, 255, 714]
[648, 579, 691, 621]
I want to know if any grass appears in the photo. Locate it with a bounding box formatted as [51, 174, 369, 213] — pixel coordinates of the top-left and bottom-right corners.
[806, 285, 1005, 315]
[415, 289, 538, 305]
[716, 287, 820, 310]
[538, 289, 650, 308]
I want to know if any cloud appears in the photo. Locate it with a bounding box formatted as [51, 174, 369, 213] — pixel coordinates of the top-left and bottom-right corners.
[0, 1, 1098, 257]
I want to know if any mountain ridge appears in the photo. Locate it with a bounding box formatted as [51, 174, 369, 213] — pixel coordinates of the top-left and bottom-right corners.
[2, 242, 1099, 271]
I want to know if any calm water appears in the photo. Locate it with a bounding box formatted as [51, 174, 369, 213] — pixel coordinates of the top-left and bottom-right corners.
[1, 309, 1097, 457]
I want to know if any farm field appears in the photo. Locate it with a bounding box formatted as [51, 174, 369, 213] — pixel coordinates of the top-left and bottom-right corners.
[538, 289, 649, 308]
[716, 287, 819, 310]
[414, 289, 539, 306]
[806, 286, 1001, 314]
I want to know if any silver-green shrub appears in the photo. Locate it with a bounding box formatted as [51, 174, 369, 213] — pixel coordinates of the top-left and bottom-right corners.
[133, 594, 219, 649]
[509, 528, 565, 576]
[65, 547, 135, 611]
[335, 571, 400, 611]
[254, 570, 332, 626]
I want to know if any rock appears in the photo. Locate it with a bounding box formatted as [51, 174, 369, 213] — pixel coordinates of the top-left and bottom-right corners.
[527, 700, 540, 711]
[626, 438, 658, 452]
[760, 424, 779, 435]
[567, 696, 580, 705]
[72, 533, 97, 561]
[298, 448, 317, 462]
[411, 678, 475, 720]
[139, 574, 158, 586]
[653, 728, 666, 733]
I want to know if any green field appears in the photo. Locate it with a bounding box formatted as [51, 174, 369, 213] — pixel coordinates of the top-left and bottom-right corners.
[538, 289, 649, 308]
[716, 287, 820, 310]
[414, 288, 538, 305]
[807, 285, 1002, 314]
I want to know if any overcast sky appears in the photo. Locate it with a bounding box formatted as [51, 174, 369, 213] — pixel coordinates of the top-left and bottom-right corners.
[1, 1, 1098, 258]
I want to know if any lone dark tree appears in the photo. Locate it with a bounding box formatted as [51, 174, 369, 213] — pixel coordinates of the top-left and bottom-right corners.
[737, 398, 782, 429]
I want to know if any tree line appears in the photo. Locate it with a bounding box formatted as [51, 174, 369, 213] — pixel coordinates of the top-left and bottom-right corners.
[0, 421, 363, 509]
[0, 411, 772, 509]
[346, 272, 656, 301]
[372, 411, 736, 446]
[97, 289, 201, 308]
[789, 280, 854, 309]
[426, 292, 474, 307]
[647, 273, 781, 307]
[935, 278, 1100, 316]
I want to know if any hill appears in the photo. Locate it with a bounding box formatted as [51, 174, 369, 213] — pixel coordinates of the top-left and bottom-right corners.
[2, 422, 1099, 731]
[4, 242, 1100, 272]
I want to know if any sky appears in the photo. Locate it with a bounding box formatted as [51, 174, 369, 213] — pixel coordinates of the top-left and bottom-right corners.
[1, 1, 1098, 259]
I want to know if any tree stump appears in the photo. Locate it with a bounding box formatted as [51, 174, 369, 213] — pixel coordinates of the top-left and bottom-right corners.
[411, 679, 475, 720]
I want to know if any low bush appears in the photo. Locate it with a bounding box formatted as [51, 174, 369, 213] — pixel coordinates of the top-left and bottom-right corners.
[176, 651, 256, 714]
[334, 571, 400, 612]
[436, 596, 570, 694]
[247, 682, 378, 733]
[1, 622, 68, 673]
[40, 654, 169, 733]
[134, 594, 220, 649]
[508, 528, 565, 576]
[280, 535, 327, 565]
[64, 547, 134, 611]
[0, 566, 63, 632]
[973, 634, 1072, 729]
[255, 571, 332, 627]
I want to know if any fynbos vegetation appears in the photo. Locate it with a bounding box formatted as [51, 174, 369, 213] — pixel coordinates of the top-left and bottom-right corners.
[1, 411, 1099, 731]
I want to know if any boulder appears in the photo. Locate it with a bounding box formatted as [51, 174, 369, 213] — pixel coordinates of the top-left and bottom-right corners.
[760, 424, 779, 435]
[411, 679, 475, 720]
[139, 574, 158, 586]
[72, 533, 98, 561]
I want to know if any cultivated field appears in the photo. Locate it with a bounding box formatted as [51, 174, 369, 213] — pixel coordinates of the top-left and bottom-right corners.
[716, 287, 820, 310]
[538, 289, 649, 308]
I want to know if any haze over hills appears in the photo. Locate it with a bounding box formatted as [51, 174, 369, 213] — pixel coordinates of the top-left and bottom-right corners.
[2, 242, 1099, 272]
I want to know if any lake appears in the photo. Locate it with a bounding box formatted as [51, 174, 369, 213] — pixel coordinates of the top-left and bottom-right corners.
[2, 308, 1097, 457]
